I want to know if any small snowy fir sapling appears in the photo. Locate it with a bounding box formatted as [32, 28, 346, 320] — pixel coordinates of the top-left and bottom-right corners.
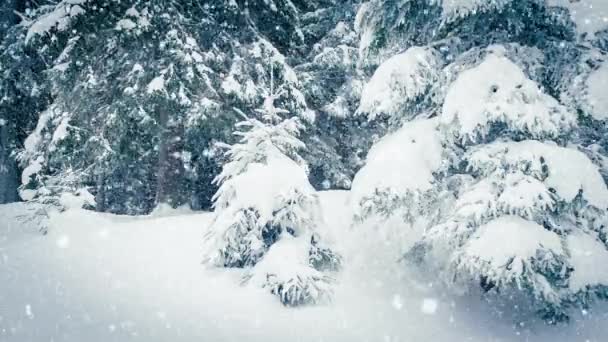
[203, 82, 340, 306]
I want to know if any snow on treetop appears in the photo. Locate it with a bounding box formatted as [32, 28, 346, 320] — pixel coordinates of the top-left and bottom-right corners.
[146, 75, 165, 94]
[547, 0, 608, 37]
[213, 153, 316, 227]
[25, 0, 87, 43]
[567, 232, 608, 292]
[351, 118, 443, 207]
[459, 215, 564, 298]
[357, 47, 441, 120]
[585, 60, 608, 121]
[441, 53, 575, 141]
[441, 0, 511, 20]
[467, 140, 608, 209]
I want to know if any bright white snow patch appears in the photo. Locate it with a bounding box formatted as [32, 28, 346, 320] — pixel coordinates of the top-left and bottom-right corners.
[441, 0, 511, 20]
[146, 75, 165, 94]
[247, 234, 332, 304]
[26, 0, 87, 43]
[51, 116, 70, 145]
[21, 157, 43, 186]
[441, 53, 575, 141]
[465, 216, 563, 266]
[214, 154, 315, 226]
[421, 298, 439, 315]
[467, 140, 608, 208]
[567, 232, 608, 292]
[56, 235, 70, 249]
[116, 19, 137, 31]
[585, 60, 608, 120]
[358, 47, 441, 119]
[351, 118, 443, 211]
[461, 216, 564, 292]
[548, 0, 608, 37]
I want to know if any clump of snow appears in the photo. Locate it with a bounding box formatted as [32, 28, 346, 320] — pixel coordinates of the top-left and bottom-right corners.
[464, 216, 563, 268]
[585, 60, 608, 120]
[21, 157, 43, 187]
[467, 140, 608, 209]
[357, 47, 441, 119]
[421, 298, 439, 315]
[146, 75, 165, 94]
[51, 116, 70, 146]
[351, 118, 443, 214]
[125, 6, 139, 17]
[548, 0, 608, 37]
[25, 0, 87, 43]
[441, 0, 512, 20]
[23, 107, 53, 156]
[213, 153, 316, 228]
[457, 216, 565, 300]
[441, 54, 575, 142]
[567, 232, 608, 292]
[246, 234, 333, 306]
[115, 6, 151, 32]
[58, 188, 95, 209]
[116, 19, 137, 31]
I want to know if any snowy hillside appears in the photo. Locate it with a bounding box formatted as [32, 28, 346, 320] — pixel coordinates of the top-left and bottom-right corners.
[1, 192, 608, 342]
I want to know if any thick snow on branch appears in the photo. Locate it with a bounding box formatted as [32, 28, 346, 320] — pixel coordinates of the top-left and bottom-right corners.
[358, 47, 441, 119]
[212, 153, 317, 235]
[441, 54, 575, 141]
[351, 118, 443, 215]
[452, 173, 555, 224]
[26, 0, 87, 43]
[441, 0, 511, 20]
[585, 60, 608, 121]
[456, 215, 565, 301]
[467, 140, 608, 209]
[567, 232, 608, 292]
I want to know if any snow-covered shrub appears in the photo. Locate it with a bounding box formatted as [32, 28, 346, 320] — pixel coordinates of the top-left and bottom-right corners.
[204, 93, 340, 306]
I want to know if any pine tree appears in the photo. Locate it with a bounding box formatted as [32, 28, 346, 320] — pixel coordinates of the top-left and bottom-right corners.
[350, 0, 608, 321]
[203, 83, 340, 306]
[12, 0, 321, 214]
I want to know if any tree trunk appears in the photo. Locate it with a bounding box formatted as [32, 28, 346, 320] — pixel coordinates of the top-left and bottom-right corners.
[0, 121, 20, 203]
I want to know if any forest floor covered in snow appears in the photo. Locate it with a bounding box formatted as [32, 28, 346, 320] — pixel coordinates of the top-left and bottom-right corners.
[1, 191, 608, 342]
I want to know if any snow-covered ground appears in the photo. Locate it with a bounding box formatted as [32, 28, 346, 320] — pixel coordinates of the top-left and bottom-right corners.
[1, 191, 607, 342]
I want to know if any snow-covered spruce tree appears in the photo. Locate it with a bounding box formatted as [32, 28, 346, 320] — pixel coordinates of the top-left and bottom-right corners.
[409, 49, 607, 322]
[13, 0, 323, 214]
[347, 0, 608, 321]
[203, 88, 340, 306]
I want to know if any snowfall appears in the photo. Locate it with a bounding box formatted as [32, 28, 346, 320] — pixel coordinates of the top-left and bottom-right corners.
[1, 191, 608, 342]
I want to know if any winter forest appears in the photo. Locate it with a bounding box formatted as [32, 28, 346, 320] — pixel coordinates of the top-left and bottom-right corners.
[1, 0, 608, 341]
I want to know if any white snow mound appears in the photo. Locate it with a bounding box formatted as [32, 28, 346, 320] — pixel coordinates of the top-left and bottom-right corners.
[358, 46, 441, 119]
[441, 54, 575, 141]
